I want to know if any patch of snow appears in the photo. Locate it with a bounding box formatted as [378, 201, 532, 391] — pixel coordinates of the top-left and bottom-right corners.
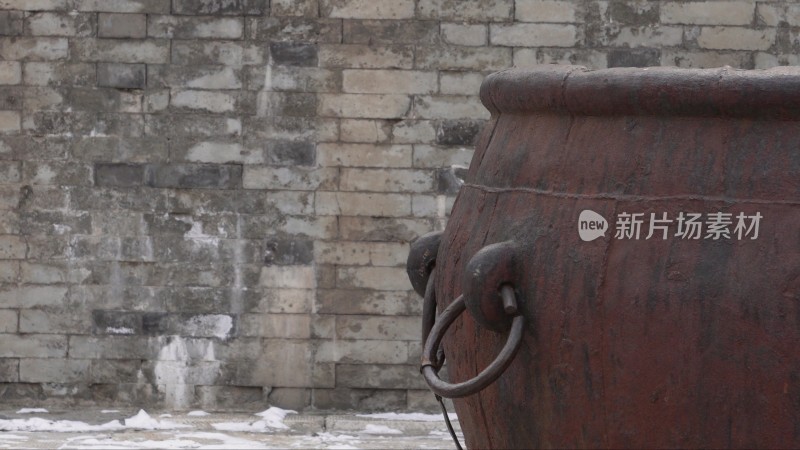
[0, 410, 193, 433]
[255, 407, 296, 423]
[123, 410, 191, 430]
[176, 432, 267, 449]
[101, 410, 120, 414]
[187, 411, 210, 417]
[0, 434, 27, 440]
[212, 407, 296, 433]
[0, 417, 123, 433]
[360, 424, 402, 435]
[356, 412, 457, 422]
[58, 436, 203, 449]
[16, 408, 48, 414]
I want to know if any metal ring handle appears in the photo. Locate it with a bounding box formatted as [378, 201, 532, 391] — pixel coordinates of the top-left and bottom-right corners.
[420, 291, 525, 398]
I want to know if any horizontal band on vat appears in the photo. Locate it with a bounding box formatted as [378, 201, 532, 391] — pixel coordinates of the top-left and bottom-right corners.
[480, 65, 800, 120]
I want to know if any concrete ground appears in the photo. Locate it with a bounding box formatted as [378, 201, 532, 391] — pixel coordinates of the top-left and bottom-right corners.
[0, 408, 464, 449]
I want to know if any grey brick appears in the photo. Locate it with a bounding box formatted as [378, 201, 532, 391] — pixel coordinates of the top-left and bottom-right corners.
[145, 114, 241, 136]
[92, 310, 143, 335]
[148, 15, 244, 39]
[609, 1, 660, 25]
[0, 37, 68, 61]
[19, 308, 92, 335]
[25, 12, 95, 37]
[313, 388, 406, 411]
[19, 359, 91, 383]
[68, 335, 155, 359]
[98, 13, 147, 39]
[171, 40, 268, 65]
[417, 0, 513, 22]
[197, 385, 265, 410]
[72, 0, 171, 14]
[263, 236, 314, 266]
[58, 88, 141, 113]
[1, 0, 68, 11]
[157, 287, 237, 313]
[0, 89, 21, 111]
[270, 41, 318, 66]
[169, 89, 238, 113]
[97, 63, 145, 89]
[70, 39, 169, 63]
[95, 163, 144, 187]
[0, 334, 67, 358]
[0, 309, 17, 332]
[435, 119, 484, 146]
[258, 140, 316, 166]
[415, 45, 512, 70]
[339, 216, 432, 242]
[144, 163, 243, 189]
[21, 161, 93, 186]
[343, 20, 439, 44]
[270, 0, 317, 17]
[0, 160, 20, 183]
[23, 62, 96, 86]
[267, 387, 311, 410]
[0, 11, 23, 36]
[19, 106, 108, 134]
[255, 18, 342, 43]
[141, 313, 235, 338]
[18, 210, 92, 235]
[321, 0, 414, 19]
[229, 340, 315, 387]
[147, 65, 243, 89]
[335, 364, 426, 389]
[90, 359, 143, 383]
[72, 136, 168, 163]
[247, 66, 342, 92]
[0, 358, 18, 382]
[89, 382, 161, 405]
[0, 382, 45, 402]
[608, 48, 661, 68]
[316, 289, 419, 315]
[172, 0, 267, 15]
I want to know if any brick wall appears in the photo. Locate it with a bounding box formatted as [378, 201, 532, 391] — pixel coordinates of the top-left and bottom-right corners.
[0, 0, 795, 411]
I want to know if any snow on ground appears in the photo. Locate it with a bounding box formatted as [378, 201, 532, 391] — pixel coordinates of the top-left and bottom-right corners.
[212, 407, 295, 432]
[58, 433, 273, 450]
[124, 410, 192, 430]
[0, 409, 461, 450]
[16, 408, 48, 414]
[0, 410, 189, 433]
[361, 424, 402, 434]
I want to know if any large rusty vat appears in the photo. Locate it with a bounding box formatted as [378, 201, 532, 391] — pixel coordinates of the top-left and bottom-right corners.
[408, 66, 800, 449]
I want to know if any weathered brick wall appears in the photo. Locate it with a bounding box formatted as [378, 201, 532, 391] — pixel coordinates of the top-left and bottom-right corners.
[0, 0, 796, 411]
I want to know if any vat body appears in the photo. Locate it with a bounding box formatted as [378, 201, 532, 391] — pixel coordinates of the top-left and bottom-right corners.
[434, 66, 800, 448]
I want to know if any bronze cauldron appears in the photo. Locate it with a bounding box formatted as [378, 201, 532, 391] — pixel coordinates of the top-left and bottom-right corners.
[408, 65, 800, 449]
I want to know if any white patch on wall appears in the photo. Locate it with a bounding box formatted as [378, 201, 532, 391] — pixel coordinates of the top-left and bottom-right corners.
[154, 337, 191, 410]
[153, 336, 221, 410]
[184, 315, 233, 340]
